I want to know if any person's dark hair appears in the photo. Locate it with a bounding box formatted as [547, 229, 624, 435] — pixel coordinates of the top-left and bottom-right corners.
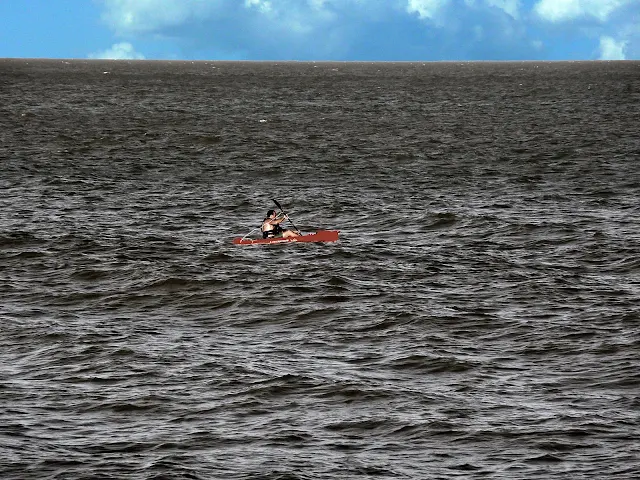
[266, 209, 275, 217]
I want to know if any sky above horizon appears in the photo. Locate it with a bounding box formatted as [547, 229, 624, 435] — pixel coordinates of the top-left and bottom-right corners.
[1, 1, 638, 61]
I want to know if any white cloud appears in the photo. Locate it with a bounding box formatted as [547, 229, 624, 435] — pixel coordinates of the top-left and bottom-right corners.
[485, 0, 520, 19]
[406, 0, 450, 20]
[89, 42, 145, 59]
[462, 0, 521, 18]
[101, 0, 217, 34]
[101, 0, 331, 38]
[309, 0, 329, 8]
[534, 0, 630, 23]
[245, 0, 273, 14]
[599, 35, 626, 59]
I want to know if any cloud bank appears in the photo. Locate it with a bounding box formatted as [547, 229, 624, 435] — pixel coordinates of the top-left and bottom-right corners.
[89, 42, 145, 60]
[599, 36, 627, 60]
[533, 0, 630, 22]
[96, 0, 640, 60]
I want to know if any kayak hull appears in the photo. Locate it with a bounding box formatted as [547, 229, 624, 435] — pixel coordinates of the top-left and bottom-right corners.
[233, 230, 339, 245]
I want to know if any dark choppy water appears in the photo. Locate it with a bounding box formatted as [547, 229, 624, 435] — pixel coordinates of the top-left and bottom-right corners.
[1, 59, 639, 479]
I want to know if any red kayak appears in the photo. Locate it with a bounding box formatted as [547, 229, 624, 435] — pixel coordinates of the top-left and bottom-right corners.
[233, 230, 339, 245]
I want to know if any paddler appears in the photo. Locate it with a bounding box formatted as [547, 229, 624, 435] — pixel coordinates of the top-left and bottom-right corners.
[261, 210, 300, 239]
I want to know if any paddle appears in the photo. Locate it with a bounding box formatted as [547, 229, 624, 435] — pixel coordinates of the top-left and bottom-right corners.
[273, 199, 301, 234]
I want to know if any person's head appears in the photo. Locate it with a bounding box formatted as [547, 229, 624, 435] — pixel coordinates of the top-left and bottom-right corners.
[266, 209, 276, 218]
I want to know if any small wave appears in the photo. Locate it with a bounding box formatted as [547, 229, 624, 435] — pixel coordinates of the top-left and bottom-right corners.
[70, 268, 110, 281]
[188, 133, 223, 145]
[536, 441, 591, 452]
[140, 277, 228, 292]
[526, 453, 564, 463]
[324, 418, 388, 432]
[145, 277, 192, 289]
[293, 306, 342, 322]
[448, 463, 483, 471]
[8, 250, 48, 259]
[0, 231, 43, 248]
[424, 212, 458, 229]
[109, 402, 157, 412]
[388, 354, 477, 373]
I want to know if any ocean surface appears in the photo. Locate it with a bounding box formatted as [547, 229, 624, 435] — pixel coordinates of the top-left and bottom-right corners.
[1, 59, 639, 479]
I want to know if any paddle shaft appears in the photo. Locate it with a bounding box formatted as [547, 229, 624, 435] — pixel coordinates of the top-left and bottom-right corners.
[273, 199, 301, 234]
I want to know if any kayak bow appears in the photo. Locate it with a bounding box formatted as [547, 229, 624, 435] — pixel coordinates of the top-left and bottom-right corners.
[233, 230, 339, 245]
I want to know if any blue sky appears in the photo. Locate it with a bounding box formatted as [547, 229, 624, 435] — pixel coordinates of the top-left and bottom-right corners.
[1, 0, 638, 61]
